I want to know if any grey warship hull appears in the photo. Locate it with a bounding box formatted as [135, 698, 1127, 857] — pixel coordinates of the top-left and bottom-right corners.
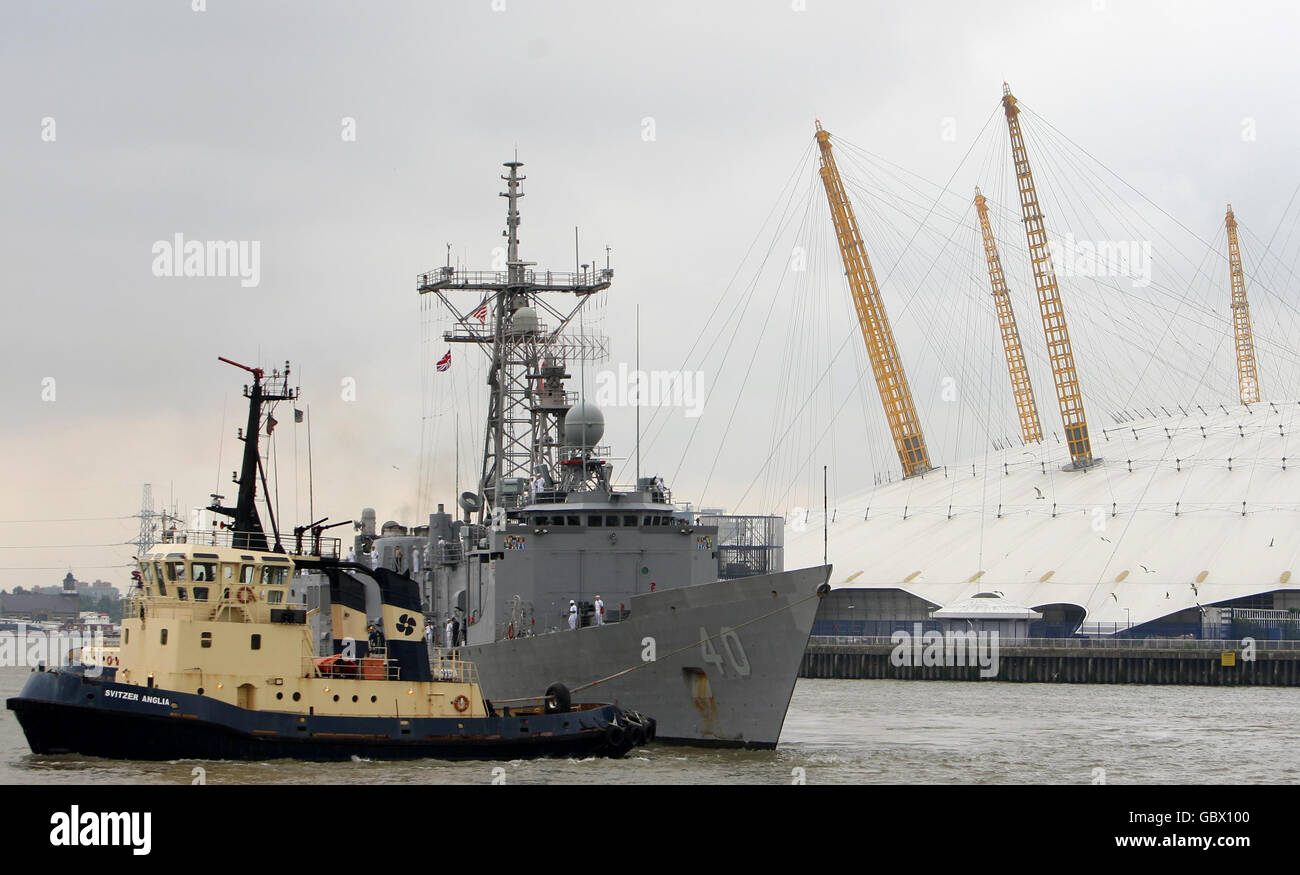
[463, 566, 829, 748]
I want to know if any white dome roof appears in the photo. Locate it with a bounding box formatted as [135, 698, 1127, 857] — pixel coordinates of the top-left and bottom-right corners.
[784, 401, 1300, 629]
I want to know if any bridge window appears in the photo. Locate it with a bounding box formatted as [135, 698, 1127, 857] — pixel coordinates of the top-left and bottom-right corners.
[240, 565, 256, 584]
[566, 516, 580, 526]
[260, 566, 288, 586]
[605, 516, 619, 527]
[266, 589, 284, 605]
[192, 562, 217, 581]
[587, 516, 603, 527]
[534, 515, 550, 526]
[550, 516, 565, 526]
[193, 586, 209, 602]
[623, 515, 638, 527]
[165, 561, 186, 582]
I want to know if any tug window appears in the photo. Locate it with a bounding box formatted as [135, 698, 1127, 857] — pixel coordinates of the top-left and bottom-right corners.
[177, 587, 188, 601]
[192, 563, 216, 581]
[193, 587, 209, 602]
[200, 632, 212, 649]
[165, 561, 186, 582]
[266, 589, 284, 605]
[222, 565, 235, 580]
[140, 564, 153, 584]
[239, 565, 256, 584]
[260, 566, 288, 586]
[160, 629, 168, 645]
[124, 629, 129, 644]
[250, 634, 261, 650]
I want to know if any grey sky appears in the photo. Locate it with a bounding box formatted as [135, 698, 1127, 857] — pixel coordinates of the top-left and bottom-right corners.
[3, 0, 1298, 588]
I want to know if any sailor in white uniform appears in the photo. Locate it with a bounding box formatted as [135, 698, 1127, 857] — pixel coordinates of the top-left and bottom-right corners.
[568, 599, 578, 631]
[593, 594, 605, 626]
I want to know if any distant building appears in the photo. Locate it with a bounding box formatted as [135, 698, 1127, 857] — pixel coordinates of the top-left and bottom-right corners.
[0, 590, 80, 623]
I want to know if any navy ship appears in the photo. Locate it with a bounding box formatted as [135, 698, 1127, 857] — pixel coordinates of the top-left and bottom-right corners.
[7, 359, 651, 761]
[361, 160, 831, 748]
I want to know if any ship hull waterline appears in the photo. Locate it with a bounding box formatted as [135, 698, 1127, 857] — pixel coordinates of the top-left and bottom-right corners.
[465, 566, 831, 749]
[7, 670, 638, 761]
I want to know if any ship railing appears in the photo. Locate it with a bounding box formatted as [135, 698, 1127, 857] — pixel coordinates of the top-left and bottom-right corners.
[306, 655, 402, 681]
[417, 266, 614, 293]
[426, 648, 479, 685]
[435, 541, 463, 565]
[158, 528, 340, 559]
[807, 635, 1300, 651]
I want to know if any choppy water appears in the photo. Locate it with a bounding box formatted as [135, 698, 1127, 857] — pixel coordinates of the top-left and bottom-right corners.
[2, 666, 1297, 784]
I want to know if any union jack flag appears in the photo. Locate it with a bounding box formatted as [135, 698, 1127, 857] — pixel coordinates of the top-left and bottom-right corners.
[470, 301, 489, 323]
[436, 350, 451, 372]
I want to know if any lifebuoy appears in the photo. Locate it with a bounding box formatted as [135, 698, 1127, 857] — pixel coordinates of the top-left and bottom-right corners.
[452, 694, 470, 713]
[507, 623, 514, 639]
[236, 585, 256, 604]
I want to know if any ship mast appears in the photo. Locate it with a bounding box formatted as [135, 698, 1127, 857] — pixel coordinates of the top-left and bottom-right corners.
[1225, 204, 1262, 405]
[418, 160, 612, 520]
[208, 357, 297, 552]
[1001, 84, 1094, 469]
[975, 186, 1043, 444]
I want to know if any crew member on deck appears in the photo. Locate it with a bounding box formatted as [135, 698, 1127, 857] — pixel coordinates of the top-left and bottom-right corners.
[568, 599, 578, 630]
[593, 594, 605, 626]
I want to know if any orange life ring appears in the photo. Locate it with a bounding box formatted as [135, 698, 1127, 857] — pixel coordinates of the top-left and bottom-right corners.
[236, 585, 256, 604]
[452, 694, 470, 713]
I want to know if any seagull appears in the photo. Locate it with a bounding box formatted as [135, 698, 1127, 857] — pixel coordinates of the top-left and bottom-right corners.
[1033, 486, 1045, 500]
[1269, 537, 1275, 547]
[1109, 593, 1118, 602]
[1100, 536, 1111, 543]
[1190, 582, 1199, 597]
[1165, 592, 1170, 599]
[1140, 564, 1154, 574]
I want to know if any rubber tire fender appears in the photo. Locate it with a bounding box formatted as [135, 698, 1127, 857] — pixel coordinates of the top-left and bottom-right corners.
[544, 682, 571, 714]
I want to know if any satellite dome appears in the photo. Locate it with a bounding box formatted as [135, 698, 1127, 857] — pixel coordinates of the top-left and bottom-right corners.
[564, 400, 605, 448]
[508, 307, 540, 335]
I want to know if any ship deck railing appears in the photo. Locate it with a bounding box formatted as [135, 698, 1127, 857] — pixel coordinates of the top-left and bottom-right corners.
[426, 648, 479, 684]
[807, 635, 1300, 651]
[158, 529, 340, 559]
[417, 265, 613, 294]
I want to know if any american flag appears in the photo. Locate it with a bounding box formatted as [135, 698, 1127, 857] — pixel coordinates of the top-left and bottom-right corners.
[470, 301, 489, 323]
[436, 350, 451, 372]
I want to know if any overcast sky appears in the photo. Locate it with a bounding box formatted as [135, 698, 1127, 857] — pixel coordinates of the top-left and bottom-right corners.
[3, 0, 1299, 589]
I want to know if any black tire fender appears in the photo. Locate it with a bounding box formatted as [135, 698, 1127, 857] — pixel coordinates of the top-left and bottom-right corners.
[544, 682, 571, 714]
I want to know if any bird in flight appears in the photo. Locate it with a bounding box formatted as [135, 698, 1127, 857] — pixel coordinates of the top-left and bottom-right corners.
[1140, 564, 1154, 574]
[1033, 486, 1045, 500]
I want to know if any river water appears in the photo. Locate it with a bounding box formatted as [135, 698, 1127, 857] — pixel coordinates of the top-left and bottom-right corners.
[2, 666, 1296, 784]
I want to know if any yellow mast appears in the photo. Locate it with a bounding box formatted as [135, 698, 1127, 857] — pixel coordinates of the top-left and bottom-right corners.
[1001, 84, 1094, 468]
[975, 186, 1043, 444]
[814, 121, 931, 476]
[1225, 204, 1261, 405]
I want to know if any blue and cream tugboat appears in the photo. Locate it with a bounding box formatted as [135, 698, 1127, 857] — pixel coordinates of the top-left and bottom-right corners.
[7, 358, 652, 761]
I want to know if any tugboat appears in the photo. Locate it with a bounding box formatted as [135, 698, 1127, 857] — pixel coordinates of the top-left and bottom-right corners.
[6, 358, 652, 761]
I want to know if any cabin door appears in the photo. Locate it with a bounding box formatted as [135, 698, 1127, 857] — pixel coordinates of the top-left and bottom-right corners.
[237, 683, 256, 709]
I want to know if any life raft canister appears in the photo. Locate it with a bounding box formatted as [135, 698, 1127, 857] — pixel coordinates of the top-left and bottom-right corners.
[453, 694, 470, 713]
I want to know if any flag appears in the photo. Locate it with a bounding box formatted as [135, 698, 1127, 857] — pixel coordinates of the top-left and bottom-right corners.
[470, 301, 488, 323]
[436, 350, 452, 372]
[266, 414, 278, 434]
[293, 408, 304, 423]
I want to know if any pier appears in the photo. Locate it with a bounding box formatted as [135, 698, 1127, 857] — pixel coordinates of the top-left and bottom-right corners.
[800, 636, 1300, 686]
